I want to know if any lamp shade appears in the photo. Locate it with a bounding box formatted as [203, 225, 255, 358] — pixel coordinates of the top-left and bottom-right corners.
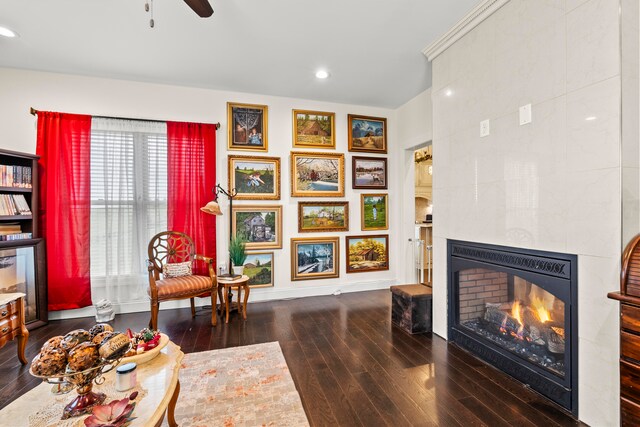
[200, 200, 223, 216]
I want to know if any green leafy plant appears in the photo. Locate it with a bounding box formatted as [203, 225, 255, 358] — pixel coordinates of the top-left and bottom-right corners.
[229, 237, 248, 266]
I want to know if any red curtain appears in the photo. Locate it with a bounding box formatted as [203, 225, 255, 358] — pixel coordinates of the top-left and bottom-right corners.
[36, 112, 92, 311]
[167, 122, 217, 273]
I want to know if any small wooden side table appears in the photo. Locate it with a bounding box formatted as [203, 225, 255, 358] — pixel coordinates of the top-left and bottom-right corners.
[217, 275, 250, 323]
[0, 293, 29, 364]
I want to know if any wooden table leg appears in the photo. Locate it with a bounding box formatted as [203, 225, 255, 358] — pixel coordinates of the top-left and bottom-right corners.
[236, 286, 242, 317]
[167, 380, 180, 427]
[17, 297, 28, 364]
[224, 285, 230, 324]
[242, 284, 250, 320]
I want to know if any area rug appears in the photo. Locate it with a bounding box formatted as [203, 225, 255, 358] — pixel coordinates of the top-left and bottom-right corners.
[168, 342, 309, 427]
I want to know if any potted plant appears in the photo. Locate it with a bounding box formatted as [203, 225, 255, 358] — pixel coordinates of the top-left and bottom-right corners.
[229, 237, 247, 276]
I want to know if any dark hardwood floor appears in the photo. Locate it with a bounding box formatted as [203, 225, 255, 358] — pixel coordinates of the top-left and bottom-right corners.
[0, 289, 584, 426]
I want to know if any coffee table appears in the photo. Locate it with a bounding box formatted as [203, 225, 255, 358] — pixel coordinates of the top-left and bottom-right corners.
[0, 340, 184, 427]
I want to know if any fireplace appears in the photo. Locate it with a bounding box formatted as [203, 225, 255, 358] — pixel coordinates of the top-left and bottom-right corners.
[447, 240, 578, 415]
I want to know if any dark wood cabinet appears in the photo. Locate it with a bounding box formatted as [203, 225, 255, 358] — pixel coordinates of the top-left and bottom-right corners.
[0, 149, 47, 330]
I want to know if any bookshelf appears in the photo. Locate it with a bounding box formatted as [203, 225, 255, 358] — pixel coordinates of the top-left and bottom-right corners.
[0, 148, 47, 329]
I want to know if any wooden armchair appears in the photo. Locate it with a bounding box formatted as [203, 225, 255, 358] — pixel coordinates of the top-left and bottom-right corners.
[147, 231, 222, 329]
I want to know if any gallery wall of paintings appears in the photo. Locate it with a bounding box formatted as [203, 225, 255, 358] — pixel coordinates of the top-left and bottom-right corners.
[222, 99, 396, 293]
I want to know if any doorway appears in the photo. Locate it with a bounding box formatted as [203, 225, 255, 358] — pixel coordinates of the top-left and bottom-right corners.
[414, 145, 432, 285]
[401, 141, 432, 285]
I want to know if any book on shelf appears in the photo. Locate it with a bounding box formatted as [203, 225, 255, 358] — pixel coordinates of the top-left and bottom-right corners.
[0, 232, 32, 241]
[0, 223, 31, 241]
[0, 194, 31, 215]
[0, 165, 32, 188]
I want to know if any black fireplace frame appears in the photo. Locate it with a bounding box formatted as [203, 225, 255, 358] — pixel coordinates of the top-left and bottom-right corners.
[447, 239, 578, 416]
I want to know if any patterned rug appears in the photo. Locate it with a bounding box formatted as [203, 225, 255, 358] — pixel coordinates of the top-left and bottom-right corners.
[166, 342, 309, 427]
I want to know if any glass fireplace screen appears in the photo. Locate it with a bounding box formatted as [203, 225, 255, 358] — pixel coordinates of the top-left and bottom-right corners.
[457, 267, 566, 378]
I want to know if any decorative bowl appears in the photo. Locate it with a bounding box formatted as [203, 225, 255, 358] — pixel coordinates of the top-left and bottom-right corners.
[29, 347, 130, 419]
[121, 333, 169, 365]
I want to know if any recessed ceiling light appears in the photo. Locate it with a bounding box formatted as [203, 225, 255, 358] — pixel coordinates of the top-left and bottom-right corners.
[445, 89, 453, 97]
[585, 116, 597, 121]
[315, 70, 329, 79]
[0, 26, 18, 38]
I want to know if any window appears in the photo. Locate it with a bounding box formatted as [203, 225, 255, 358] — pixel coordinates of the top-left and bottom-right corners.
[89, 118, 167, 304]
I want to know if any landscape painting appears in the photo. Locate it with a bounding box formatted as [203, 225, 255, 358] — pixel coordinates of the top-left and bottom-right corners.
[243, 252, 274, 288]
[291, 237, 339, 281]
[291, 152, 345, 197]
[352, 156, 387, 189]
[227, 102, 268, 151]
[228, 155, 281, 200]
[361, 194, 388, 230]
[348, 114, 387, 153]
[346, 235, 389, 273]
[292, 109, 335, 148]
[298, 202, 349, 232]
[232, 205, 282, 250]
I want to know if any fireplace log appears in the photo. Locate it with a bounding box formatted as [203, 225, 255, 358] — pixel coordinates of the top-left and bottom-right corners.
[483, 304, 532, 340]
[484, 303, 557, 347]
[546, 327, 565, 354]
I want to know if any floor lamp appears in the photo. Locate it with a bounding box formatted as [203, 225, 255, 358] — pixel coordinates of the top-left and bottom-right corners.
[201, 184, 241, 280]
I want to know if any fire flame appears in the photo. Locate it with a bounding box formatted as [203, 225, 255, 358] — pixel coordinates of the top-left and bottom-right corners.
[531, 296, 552, 323]
[511, 301, 525, 339]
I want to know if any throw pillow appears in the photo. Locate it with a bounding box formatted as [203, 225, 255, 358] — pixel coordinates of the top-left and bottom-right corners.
[163, 261, 192, 278]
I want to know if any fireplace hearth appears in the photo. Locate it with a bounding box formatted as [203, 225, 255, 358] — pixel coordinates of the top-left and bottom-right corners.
[447, 240, 578, 415]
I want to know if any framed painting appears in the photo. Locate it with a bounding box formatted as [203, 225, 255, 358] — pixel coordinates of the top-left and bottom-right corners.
[227, 102, 268, 151]
[231, 205, 282, 250]
[228, 155, 281, 200]
[291, 152, 345, 197]
[292, 109, 335, 149]
[361, 194, 388, 231]
[291, 237, 339, 281]
[346, 234, 389, 273]
[243, 252, 274, 288]
[348, 114, 387, 153]
[298, 201, 349, 233]
[352, 156, 387, 190]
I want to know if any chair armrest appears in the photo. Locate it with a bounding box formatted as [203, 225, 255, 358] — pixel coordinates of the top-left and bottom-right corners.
[147, 259, 159, 299]
[195, 254, 214, 264]
[194, 254, 218, 282]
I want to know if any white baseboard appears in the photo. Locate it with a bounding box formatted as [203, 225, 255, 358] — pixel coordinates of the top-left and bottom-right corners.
[47, 279, 396, 321]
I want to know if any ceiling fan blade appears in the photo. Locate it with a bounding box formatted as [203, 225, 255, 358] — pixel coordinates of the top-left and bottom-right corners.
[183, 0, 213, 17]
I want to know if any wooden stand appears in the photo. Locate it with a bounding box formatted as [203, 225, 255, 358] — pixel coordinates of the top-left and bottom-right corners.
[390, 284, 432, 334]
[0, 293, 29, 364]
[0, 148, 47, 330]
[608, 234, 640, 425]
[217, 275, 250, 324]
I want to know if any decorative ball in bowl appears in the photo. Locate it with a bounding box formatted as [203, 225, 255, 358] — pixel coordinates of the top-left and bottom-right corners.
[29, 325, 131, 419]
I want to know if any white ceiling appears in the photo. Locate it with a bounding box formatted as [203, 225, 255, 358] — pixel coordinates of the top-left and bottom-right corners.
[0, 0, 479, 108]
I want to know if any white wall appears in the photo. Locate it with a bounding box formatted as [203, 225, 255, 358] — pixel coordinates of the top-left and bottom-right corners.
[0, 67, 401, 316]
[430, 0, 621, 425]
[396, 88, 433, 283]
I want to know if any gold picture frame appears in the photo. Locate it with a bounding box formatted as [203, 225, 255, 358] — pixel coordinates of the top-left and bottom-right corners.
[227, 102, 268, 151]
[346, 234, 389, 273]
[292, 109, 336, 149]
[228, 155, 281, 200]
[243, 251, 274, 288]
[290, 151, 345, 197]
[298, 201, 349, 233]
[348, 114, 387, 153]
[291, 237, 340, 281]
[360, 194, 388, 231]
[231, 205, 282, 250]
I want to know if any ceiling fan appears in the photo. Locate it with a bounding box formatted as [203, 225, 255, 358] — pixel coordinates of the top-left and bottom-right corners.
[145, 0, 213, 27]
[183, 0, 214, 17]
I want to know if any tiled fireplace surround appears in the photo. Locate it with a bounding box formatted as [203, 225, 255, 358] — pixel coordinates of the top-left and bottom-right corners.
[427, 0, 632, 425]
